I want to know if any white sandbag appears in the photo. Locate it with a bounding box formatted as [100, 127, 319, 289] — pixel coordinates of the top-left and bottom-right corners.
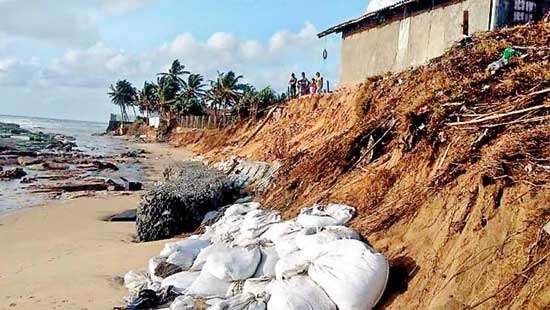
[204, 215, 245, 244]
[224, 202, 260, 217]
[296, 203, 355, 227]
[307, 239, 389, 310]
[124, 270, 149, 293]
[187, 270, 232, 299]
[148, 256, 166, 282]
[190, 243, 232, 271]
[243, 278, 271, 296]
[253, 246, 279, 278]
[166, 250, 196, 270]
[238, 209, 281, 241]
[295, 226, 360, 252]
[161, 271, 200, 294]
[160, 239, 211, 258]
[266, 276, 336, 310]
[274, 250, 310, 280]
[260, 220, 302, 243]
[208, 293, 267, 310]
[170, 295, 196, 310]
[203, 246, 261, 281]
[273, 233, 301, 257]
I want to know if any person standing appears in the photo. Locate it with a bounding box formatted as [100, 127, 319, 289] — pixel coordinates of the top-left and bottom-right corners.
[298, 72, 310, 96]
[310, 77, 318, 95]
[289, 73, 297, 98]
[315, 72, 324, 94]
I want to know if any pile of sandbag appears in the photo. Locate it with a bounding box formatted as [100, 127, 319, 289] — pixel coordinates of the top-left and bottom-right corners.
[124, 202, 389, 310]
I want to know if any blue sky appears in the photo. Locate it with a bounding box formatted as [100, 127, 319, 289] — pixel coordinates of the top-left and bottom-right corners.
[0, 0, 389, 122]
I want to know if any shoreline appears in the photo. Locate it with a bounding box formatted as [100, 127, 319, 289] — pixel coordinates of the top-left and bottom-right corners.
[0, 142, 192, 310]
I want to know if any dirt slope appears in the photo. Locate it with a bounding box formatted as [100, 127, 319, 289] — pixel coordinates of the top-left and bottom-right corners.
[171, 22, 550, 309]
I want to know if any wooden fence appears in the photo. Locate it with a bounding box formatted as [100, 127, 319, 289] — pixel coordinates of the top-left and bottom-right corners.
[175, 114, 237, 129]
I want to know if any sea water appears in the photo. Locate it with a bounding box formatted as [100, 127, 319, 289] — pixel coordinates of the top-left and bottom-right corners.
[0, 114, 143, 213]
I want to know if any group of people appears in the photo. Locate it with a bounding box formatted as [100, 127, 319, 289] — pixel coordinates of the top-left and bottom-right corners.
[288, 72, 324, 98]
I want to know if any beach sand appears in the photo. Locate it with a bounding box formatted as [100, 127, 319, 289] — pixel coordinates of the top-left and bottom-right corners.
[0, 143, 192, 310]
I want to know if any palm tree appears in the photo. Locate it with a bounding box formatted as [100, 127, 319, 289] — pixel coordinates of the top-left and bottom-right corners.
[207, 71, 247, 114]
[158, 59, 189, 86]
[138, 81, 158, 115]
[108, 79, 137, 123]
[181, 73, 205, 99]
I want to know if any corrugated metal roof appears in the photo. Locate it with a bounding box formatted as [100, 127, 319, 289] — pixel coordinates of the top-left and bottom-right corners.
[317, 0, 427, 38]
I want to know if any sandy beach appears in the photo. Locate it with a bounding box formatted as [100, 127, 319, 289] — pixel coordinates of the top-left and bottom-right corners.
[0, 143, 192, 310]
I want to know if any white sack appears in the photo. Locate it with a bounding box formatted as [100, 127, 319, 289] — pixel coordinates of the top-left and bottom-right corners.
[187, 270, 232, 299]
[243, 278, 271, 296]
[190, 243, 231, 271]
[208, 293, 267, 310]
[161, 271, 200, 294]
[224, 202, 260, 217]
[124, 270, 149, 293]
[308, 239, 389, 310]
[167, 250, 196, 270]
[204, 246, 261, 282]
[170, 295, 196, 310]
[253, 246, 279, 278]
[204, 214, 245, 244]
[266, 276, 336, 310]
[296, 203, 355, 227]
[260, 221, 302, 243]
[295, 226, 360, 252]
[274, 250, 310, 280]
[160, 239, 211, 258]
[238, 209, 281, 241]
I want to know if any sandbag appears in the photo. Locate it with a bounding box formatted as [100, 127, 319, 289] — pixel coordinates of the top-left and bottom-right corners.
[274, 250, 310, 280]
[224, 202, 260, 217]
[203, 214, 245, 244]
[253, 246, 279, 278]
[260, 221, 302, 243]
[266, 276, 336, 310]
[308, 240, 389, 310]
[203, 246, 261, 282]
[295, 226, 360, 252]
[243, 278, 271, 296]
[296, 204, 355, 227]
[124, 270, 150, 294]
[170, 295, 195, 310]
[160, 239, 211, 258]
[160, 271, 200, 294]
[209, 293, 267, 310]
[167, 250, 197, 270]
[187, 270, 232, 299]
[238, 209, 281, 241]
[190, 243, 231, 271]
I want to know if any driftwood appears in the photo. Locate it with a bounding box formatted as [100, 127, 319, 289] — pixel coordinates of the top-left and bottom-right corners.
[446, 103, 549, 126]
[241, 105, 281, 147]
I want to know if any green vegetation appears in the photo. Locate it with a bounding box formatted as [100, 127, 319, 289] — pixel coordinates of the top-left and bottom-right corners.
[109, 59, 286, 124]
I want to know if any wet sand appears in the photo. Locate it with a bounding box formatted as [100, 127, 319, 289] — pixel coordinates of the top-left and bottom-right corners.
[0, 143, 192, 310]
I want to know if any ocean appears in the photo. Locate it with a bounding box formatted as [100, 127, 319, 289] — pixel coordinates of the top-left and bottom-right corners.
[0, 115, 142, 213]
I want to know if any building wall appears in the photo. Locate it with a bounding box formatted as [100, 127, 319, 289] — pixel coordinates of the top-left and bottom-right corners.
[340, 0, 493, 85]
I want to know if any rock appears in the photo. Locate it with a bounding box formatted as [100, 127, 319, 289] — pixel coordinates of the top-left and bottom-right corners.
[43, 162, 70, 170]
[120, 149, 147, 158]
[0, 167, 27, 179]
[33, 181, 108, 193]
[136, 162, 233, 242]
[17, 156, 43, 166]
[107, 209, 137, 222]
[106, 177, 142, 191]
[20, 176, 37, 184]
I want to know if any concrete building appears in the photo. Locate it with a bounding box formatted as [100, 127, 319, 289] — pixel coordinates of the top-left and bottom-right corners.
[319, 0, 550, 85]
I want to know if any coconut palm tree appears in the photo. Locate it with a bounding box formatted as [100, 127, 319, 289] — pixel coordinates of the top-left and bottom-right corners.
[158, 59, 189, 86]
[138, 81, 158, 115]
[207, 71, 247, 113]
[181, 73, 205, 99]
[108, 79, 137, 123]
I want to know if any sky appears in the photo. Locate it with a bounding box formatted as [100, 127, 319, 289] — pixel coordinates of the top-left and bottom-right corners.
[0, 0, 394, 122]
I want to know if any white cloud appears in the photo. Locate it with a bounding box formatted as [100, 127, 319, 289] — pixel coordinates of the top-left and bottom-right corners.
[366, 0, 402, 13]
[0, 0, 98, 45]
